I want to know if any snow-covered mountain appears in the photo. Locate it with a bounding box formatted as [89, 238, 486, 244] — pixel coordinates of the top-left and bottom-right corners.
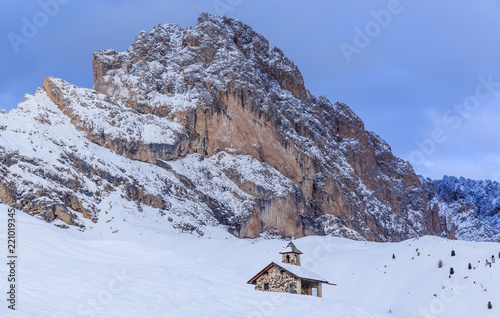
[421, 176, 500, 242]
[437, 176, 500, 229]
[0, 13, 495, 242]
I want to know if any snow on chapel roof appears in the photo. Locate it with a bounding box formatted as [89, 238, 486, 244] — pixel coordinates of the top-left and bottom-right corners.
[275, 262, 328, 283]
[279, 241, 303, 254]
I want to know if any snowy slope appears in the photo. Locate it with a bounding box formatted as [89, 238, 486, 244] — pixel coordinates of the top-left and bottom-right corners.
[1, 203, 499, 318]
[0, 85, 303, 238]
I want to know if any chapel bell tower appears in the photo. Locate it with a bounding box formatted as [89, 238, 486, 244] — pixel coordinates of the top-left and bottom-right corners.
[280, 241, 303, 266]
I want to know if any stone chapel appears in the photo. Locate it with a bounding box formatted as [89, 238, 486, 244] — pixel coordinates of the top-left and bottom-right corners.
[247, 241, 332, 297]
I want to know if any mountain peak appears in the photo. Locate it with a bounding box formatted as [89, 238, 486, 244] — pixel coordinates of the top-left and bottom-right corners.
[2, 15, 496, 242]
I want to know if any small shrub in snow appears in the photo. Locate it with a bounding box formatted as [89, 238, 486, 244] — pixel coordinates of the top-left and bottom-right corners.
[450, 267, 454, 275]
[451, 250, 456, 257]
[438, 259, 443, 268]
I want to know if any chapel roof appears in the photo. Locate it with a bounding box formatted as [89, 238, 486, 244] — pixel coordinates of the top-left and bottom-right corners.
[279, 241, 303, 254]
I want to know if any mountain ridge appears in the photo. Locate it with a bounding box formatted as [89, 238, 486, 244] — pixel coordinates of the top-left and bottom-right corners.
[0, 13, 496, 242]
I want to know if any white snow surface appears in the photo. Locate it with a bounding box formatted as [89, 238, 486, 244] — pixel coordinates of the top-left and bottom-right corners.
[273, 262, 329, 283]
[1, 203, 500, 318]
[280, 246, 296, 254]
[47, 77, 183, 145]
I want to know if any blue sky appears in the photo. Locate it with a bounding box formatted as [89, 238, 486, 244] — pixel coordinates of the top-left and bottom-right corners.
[1, 0, 499, 181]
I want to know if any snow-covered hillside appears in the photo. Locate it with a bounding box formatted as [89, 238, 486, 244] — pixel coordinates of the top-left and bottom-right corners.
[436, 176, 500, 230]
[1, 203, 499, 318]
[419, 176, 500, 242]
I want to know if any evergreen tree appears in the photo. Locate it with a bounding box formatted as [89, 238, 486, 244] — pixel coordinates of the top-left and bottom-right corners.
[451, 250, 456, 257]
[488, 301, 492, 309]
[392, 254, 395, 260]
[468, 263, 472, 270]
[450, 267, 454, 275]
[438, 259, 443, 268]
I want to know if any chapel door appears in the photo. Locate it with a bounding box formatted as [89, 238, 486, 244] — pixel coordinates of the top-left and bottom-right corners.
[312, 287, 318, 297]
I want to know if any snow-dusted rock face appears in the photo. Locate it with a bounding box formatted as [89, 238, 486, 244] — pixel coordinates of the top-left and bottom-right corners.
[424, 176, 500, 241]
[1, 13, 456, 241]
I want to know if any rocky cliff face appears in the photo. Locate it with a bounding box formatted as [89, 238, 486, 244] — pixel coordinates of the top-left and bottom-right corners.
[0, 13, 465, 241]
[420, 176, 500, 241]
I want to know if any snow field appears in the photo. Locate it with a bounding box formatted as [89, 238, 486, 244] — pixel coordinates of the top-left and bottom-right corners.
[0, 204, 499, 318]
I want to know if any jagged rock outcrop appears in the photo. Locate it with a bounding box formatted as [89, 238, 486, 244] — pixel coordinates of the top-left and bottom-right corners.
[0, 13, 466, 241]
[421, 176, 500, 241]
